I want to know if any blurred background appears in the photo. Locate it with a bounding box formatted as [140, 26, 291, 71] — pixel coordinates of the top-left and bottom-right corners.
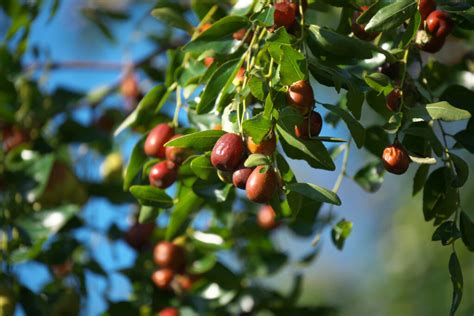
[1, 0, 473, 315]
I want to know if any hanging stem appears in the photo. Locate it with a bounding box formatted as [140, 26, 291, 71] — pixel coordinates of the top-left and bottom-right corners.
[332, 139, 351, 193]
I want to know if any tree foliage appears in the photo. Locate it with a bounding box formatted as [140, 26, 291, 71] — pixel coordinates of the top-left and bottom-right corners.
[1, 0, 474, 315]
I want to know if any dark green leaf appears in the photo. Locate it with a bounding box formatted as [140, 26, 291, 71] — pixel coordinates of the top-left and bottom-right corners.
[364, 126, 389, 157]
[413, 164, 430, 196]
[432, 221, 461, 245]
[138, 206, 159, 224]
[166, 186, 204, 240]
[123, 136, 147, 190]
[406, 102, 472, 122]
[460, 211, 474, 251]
[322, 104, 365, 148]
[242, 113, 272, 144]
[244, 154, 271, 168]
[450, 153, 469, 188]
[354, 161, 385, 193]
[400, 11, 421, 48]
[365, 0, 417, 32]
[423, 167, 458, 224]
[151, 7, 194, 33]
[287, 183, 341, 206]
[190, 155, 217, 180]
[448, 252, 463, 316]
[164, 130, 225, 151]
[331, 219, 353, 250]
[129, 185, 173, 208]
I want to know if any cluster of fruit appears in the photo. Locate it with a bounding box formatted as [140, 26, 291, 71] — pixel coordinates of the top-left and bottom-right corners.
[151, 241, 195, 316]
[145, 124, 192, 189]
[416, 0, 455, 53]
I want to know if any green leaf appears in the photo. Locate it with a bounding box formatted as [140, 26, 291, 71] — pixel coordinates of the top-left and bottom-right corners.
[15, 205, 80, 242]
[322, 104, 365, 148]
[252, 6, 275, 27]
[308, 25, 374, 60]
[10, 239, 47, 263]
[123, 136, 147, 190]
[151, 7, 194, 33]
[242, 113, 272, 144]
[277, 108, 335, 171]
[197, 58, 241, 114]
[413, 164, 430, 196]
[365, 0, 417, 32]
[138, 206, 159, 224]
[188, 254, 218, 274]
[192, 180, 232, 203]
[448, 252, 463, 316]
[432, 221, 461, 246]
[114, 85, 168, 136]
[248, 75, 265, 101]
[408, 155, 436, 165]
[244, 154, 271, 168]
[287, 183, 341, 206]
[423, 167, 458, 224]
[354, 161, 385, 193]
[183, 16, 250, 53]
[129, 185, 173, 208]
[450, 153, 469, 188]
[460, 211, 474, 251]
[364, 72, 393, 95]
[331, 219, 353, 250]
[347, 87, 364, 120]
[190, 155, 217, 180]
[364, 126, 390, 157]
[279, 45, 306, 85]
[166, 186, 204, 240]
[406, 102, 472, 122]
[400, 11, 421, 48]
[383, 112, 403, 134]
[164, 130, 225, 151]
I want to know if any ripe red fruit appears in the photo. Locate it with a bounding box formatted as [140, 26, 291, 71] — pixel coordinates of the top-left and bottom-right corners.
[416, 30, 446, 53]
[233, 28, 252, 43]
[124, 222, 155, 251]
[382, 144, 411, 175]
[274, 1, 296, 30]
[2, 127, 29, 152]
[232, 165, 254, 189]
[204, 57, 215, 68]
[151, 268, 174, 289]
[426, 10, 454, 38]
[294, 111, 322, 139]
[386, 88, 402, 112]
[246, 166, 278, 203]
[149, 161, 178, 189]
[176, 274, 197, 292]
[257, 205, 279, 230]
[165, 134, 192, 165]
[233, 67, 246, 85]
[211, 133, 245, 171]
[121, 73, 139, 99]
[377, 62, 401, 80]
[419, 0, 436, 21]
[158, 307, 180, 316]
[51, 261, 74, 279]
[144, 123, 174, 158]
[246, 134, 276, 156]
[287, 80, 315, 115]
[352, 6, 379, 41]
[153, 241, 186, 271]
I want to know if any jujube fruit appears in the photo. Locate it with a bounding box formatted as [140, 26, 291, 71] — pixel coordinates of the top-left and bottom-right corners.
[151, 268, 174, 289]
[211, 133, 245, 171]
[386, 88, 402, 112]
[274, 1, 296, 30]
[294, 111, 322, 139]
[246, 134, 276, 156]
[233, 28, 252, 43]
[257, 205, 279, 230]
[149, 161, 178, 189]
[382, 144, 411, 175]
[377, 62, 401, 80]
[419, 0, 436, 21]
[176, 274, 196, 292]
[416, 30, 445, 53]
[2, 127, 29, 152]
[246, 166, 278, 203]
[144, 123, 174, 158]
[121, 73, 139, 99]
[153, 241, 186, 271]
[204, 57, 215, 68]
[287, 80, 315, 115]
[232, 165, 254, 189]
[426, 10, 454, 38]
[165, 134, 192, 165]
[125, 222, 155, 251]
[351, 6, 379, 41]
[158, 307, 180, 316]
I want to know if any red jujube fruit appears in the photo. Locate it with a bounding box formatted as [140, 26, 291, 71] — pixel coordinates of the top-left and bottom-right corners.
[144, 123, 174, 158]
[382, 144, 411, 175]
[149, 161, 178, 189]
[246, 166, 278, 203]
[211, 133, 245, 171]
